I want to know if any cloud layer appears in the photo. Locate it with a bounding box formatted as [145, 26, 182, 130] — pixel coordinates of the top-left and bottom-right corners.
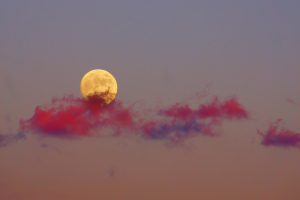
[2, 94, 299, 149]
[0, 95, 247, 145]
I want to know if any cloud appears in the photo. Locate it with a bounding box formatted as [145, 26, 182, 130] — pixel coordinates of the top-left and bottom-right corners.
[19, 95, 134, 137]
[258, 119, 300, 148]
[18, 95, 248, 143]
[3, 94, 300, 150]
[0, 132, 26, 147]
[161, 97, 248, 120]
[142, 97, 248, 143]
[0, 94, 249, 147]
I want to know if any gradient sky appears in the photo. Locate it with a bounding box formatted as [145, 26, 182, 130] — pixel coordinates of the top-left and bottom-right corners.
[0, 0, 300, 199]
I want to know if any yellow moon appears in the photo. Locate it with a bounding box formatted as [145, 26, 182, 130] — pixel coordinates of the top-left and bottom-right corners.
[80, 69, 118, 104]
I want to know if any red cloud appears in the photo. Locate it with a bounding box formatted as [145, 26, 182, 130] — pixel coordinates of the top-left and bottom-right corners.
[161, 97, 248, 120]
[20, 96, 134, 137]
[258, 119, 300, 148]
[143, 97, 249, 142]
[0, 95, 249, 146]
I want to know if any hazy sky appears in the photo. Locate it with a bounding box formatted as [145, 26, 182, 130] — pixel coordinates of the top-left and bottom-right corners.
[0, 1, 300, 200]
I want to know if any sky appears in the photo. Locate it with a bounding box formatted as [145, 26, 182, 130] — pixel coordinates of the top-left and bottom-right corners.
[0, 0, 300, 199]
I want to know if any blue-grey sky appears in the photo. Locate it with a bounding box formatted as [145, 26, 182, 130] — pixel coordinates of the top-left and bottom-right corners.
[0, 1, 299, 199]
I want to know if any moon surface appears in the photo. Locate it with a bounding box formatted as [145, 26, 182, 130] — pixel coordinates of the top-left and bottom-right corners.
[80, 69, 118, 104]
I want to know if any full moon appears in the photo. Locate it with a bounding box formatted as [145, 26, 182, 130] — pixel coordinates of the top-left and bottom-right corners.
[80, 69, 118, 104]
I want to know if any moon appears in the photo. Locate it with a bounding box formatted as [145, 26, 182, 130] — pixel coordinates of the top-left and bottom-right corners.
[80, 69, 118, 104]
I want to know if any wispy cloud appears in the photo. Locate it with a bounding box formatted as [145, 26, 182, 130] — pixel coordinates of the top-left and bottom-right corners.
[258, 119, 300, 148]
